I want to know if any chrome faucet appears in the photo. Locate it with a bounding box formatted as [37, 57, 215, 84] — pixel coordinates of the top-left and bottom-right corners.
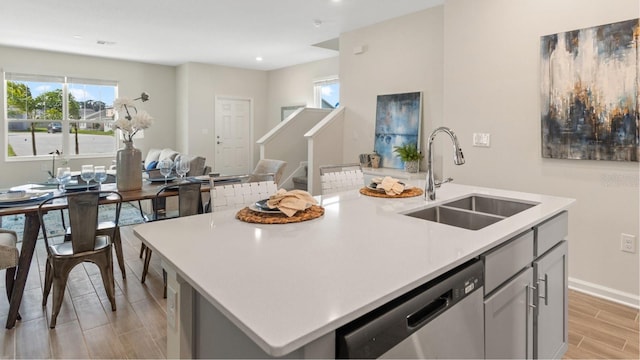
[425, 127, 465, 200]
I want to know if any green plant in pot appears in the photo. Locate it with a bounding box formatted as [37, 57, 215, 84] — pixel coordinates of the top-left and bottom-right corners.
[393, 142, 423, 173]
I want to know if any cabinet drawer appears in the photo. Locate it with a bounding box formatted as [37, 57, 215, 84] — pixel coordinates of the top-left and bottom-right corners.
[483, 230, 534, 295]
[535, 211, 568, 257]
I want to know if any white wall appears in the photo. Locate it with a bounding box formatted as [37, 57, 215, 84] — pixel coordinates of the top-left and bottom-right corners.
[176, 62, 268, 171]
[442, 0, 639, 300]
[338, 0, 638, 301]
[0, 46, 176, 188]
[266, 57, 339, 128]
[340, 7, 445, 167]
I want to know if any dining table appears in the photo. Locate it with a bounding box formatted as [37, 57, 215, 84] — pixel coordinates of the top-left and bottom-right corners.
[0, 173, 244, 329]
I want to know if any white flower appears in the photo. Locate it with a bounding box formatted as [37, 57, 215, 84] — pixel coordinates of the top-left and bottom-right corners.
[131, 111, 153, 130]
[114, 97, 135, 113]
[113, 94, 153, 142]
[114, 117, 133, 133]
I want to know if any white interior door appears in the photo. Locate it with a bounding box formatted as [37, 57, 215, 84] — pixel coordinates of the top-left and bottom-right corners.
[214, 97, 252, 175]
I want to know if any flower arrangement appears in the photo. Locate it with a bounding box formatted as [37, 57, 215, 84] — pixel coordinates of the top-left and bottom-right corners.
[113, 92, 153, 142]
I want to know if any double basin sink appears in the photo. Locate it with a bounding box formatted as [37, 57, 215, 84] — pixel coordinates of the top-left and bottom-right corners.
[403, 195, 539, 230]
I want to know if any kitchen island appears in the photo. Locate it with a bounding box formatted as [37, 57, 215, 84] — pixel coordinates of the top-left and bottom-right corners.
[133, 183, 574, 358]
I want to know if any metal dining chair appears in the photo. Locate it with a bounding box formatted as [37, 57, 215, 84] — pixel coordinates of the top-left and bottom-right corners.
[38, 190, 122, 328]
[318, 163, 364, 195]
[140, 182, 202, 297]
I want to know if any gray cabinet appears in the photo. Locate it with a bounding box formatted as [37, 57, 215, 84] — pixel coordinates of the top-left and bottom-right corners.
[484, 267, 534, 359]
[534, 240, 568, 359]
[483, 211, 569, 359]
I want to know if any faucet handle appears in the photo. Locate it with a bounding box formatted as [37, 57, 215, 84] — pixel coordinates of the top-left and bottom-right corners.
[435, 177, 453, 188]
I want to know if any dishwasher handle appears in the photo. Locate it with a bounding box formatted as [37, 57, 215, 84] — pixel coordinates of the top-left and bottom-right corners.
[406, 290, 451, 330]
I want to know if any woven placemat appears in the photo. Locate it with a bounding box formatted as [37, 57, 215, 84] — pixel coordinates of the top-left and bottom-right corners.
[236, 205, 325, 224]
[359, 187, 424, 198]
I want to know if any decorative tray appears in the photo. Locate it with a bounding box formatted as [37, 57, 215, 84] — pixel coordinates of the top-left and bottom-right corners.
[359, 187, 424, 198]
[236, 205, 324, 224]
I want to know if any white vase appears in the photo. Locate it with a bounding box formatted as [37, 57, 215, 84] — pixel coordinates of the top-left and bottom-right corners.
[116, 141, 142, 191]
[404, 160, 419, 173]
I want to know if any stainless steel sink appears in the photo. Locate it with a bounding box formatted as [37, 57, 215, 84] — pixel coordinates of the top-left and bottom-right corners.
[443, 195, 538, 217]
[404, 206, 503, 230]
[403, 195, 539, 230]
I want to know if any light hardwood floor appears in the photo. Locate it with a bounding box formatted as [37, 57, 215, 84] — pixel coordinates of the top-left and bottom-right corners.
[0, 225, 638, 359]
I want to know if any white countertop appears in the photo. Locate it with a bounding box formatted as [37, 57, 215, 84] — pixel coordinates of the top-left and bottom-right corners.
[133, 183, 574, 356]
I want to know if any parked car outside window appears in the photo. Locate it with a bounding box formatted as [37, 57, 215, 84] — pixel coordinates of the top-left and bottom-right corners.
[47, 122, 62, 133]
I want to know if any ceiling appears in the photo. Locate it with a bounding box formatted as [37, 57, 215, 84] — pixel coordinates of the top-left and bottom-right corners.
[0, 0, 443, 71]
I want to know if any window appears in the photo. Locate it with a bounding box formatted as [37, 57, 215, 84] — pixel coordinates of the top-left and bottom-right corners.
[4, 72, 117, 159]
[313, 77, 340, 109]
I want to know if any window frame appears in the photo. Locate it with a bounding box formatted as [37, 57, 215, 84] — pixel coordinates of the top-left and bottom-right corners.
[313, 76, 340, 109]
[4, 72, 119, 162]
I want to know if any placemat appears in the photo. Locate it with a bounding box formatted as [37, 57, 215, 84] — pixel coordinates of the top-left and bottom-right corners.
[236, 205, 325, 224]
[359, 187, 424, 198]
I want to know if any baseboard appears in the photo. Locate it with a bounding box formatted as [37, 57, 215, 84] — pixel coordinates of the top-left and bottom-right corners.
[569, 277, 640, 309]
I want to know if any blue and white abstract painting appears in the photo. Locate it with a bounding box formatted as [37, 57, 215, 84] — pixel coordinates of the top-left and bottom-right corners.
[374, 92, 422, 169]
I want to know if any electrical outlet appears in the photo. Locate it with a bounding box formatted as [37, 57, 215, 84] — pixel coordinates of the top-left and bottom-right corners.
[620, 233, 636, 253]
[473, 133, 491, 147]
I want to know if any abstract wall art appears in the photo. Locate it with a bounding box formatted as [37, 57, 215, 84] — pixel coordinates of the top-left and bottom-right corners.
[540, 19, 639, 161]
[374, 92, 422, 169]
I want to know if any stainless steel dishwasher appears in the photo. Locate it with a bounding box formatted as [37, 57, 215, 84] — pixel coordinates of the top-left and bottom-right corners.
[336, 259, 484, 359]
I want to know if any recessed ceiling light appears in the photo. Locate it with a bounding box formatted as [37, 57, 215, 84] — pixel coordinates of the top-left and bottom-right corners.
[256, 56, 263, 62]
[73, 35, 83, 39]
[313, 19, 322, 28]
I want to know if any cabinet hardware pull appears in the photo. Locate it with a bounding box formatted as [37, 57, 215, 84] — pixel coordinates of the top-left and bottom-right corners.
[538, 274, 548, 306]
[526, 284, 536, 309]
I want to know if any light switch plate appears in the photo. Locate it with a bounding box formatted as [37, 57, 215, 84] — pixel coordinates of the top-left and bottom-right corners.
[473, 133, 491, 147]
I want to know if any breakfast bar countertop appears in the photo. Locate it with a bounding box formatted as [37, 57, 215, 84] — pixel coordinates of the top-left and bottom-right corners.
[133, 183, 574, 357]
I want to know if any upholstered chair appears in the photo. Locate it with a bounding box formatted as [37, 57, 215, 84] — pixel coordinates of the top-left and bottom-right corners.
[248, 159, 287, 185]
[0, 229, 19, 304]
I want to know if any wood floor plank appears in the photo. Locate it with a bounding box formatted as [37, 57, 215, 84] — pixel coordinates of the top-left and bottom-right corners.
[567, 332, 583, 346]
[83, 324, 127, 359]
[130, 298, 167, 343]
[0, 322, 15, 359]
[564, 343, 607, 359]
[99, 294, 144, 335]
[49, 320, 91, 359]
[118, 327, 165, 359]
[597, 307, 640, 333]
[571, 290, 639, 320]
[15, 318, 51, 359]
[569, 311, 628, 350]
[579, 336, 639, 359]
[73, 293, 110, 331]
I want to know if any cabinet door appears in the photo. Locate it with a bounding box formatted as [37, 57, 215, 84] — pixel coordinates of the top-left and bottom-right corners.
[534, 240, 568, 359]
[485, 267, 534, 359]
